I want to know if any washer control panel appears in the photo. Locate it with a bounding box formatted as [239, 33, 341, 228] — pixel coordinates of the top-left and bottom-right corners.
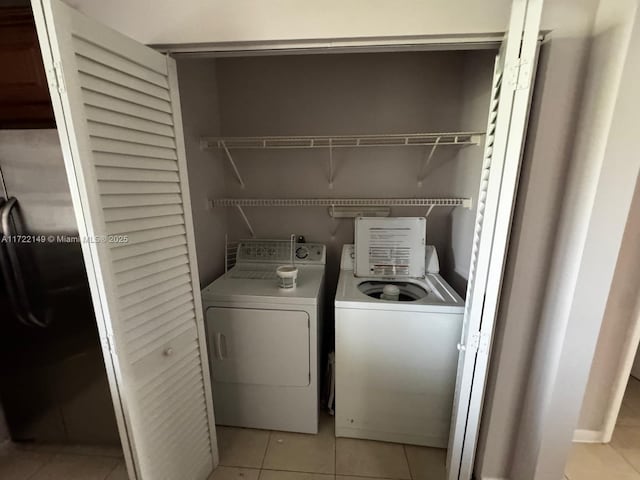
[237, 240, 326, 265]
[340, 244, 355, 270]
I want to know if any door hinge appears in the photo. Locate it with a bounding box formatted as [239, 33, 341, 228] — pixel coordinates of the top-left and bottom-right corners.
[47, 62, 66, 94]
[104, 333, 116, 356]
[457, 331, 491, 356]
[506, 58, 532, 91]
[478, 331, 491, 356]
[468, 331, 480, 354]
[458, 331, 480, 354]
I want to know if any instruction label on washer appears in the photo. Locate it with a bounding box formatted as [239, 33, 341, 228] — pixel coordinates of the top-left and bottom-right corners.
[368, 227, 412, 275]
[355, 217, 426, 278]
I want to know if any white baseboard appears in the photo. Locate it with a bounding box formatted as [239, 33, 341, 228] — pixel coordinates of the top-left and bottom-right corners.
[573, 428, 605, 443]
[478, 476, 508, 480]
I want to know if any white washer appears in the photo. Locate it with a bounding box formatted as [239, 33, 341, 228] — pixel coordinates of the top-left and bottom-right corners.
[202, 240, 325, 434]
[335, 235, 464, 447]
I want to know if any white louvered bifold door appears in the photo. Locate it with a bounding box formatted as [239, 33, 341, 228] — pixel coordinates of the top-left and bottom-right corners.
[446, 54, 503, 480]
[31, 1, 217, 479]
[446, 1, 543, 479]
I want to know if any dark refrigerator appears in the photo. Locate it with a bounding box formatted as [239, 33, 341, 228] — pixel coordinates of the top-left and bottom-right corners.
[0, 129, 120, 446]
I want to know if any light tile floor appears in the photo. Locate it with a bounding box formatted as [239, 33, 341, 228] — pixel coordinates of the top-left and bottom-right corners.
[214, 412, 446, 480]
[0, 413, 446, 480]
[7, 377, 640, 480]
[565, 377, 640, 480]
[0, 442, 125, 480]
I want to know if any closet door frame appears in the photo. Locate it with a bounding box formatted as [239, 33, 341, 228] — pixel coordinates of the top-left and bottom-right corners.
[176, 14, 541, 480]
[170, 18, 540, 480]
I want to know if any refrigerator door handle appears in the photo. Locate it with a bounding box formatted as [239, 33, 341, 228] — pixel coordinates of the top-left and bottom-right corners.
[0, 197, 49, 328]
[0, 198, 31, 326]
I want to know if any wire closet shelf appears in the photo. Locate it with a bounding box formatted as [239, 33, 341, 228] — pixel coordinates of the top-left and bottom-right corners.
[201, 131, 484, 189]
[209, 198, 472, 208]
[205, 132, 481, 236]
[200, 132, 483, 150]
[211, 198, 473, 238]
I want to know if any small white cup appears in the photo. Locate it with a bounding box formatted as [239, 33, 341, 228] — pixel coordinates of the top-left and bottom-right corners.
[276, 265, 298, 289]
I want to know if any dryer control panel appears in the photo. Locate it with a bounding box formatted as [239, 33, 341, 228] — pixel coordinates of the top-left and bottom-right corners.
[237, 240, 326, 265]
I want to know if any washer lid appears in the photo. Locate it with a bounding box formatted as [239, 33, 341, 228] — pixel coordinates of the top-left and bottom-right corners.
[354, 217, 426, 278]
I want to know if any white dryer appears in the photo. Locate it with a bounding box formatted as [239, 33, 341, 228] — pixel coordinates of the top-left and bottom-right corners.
[202, 239, 325, 434]
[335, 218, 464, 447]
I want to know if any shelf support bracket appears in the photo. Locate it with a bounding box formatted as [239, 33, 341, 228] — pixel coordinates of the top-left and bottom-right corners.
[425, 205, 436, 218]
[328, 139, 334, 189]
[222, 141, 245, 189]
[417, 136, 441, 186]
[329, 204, 340, 238]
[236, 205, 255, 237]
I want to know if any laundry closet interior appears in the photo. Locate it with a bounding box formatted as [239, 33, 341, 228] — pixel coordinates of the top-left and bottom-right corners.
[179, 47, 495, 303]
[175, 43, 498, 456]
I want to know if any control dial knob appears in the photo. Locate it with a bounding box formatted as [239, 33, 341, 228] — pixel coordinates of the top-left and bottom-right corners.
[295, 246, 309, 260]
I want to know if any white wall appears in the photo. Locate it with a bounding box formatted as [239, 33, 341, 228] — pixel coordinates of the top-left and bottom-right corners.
[66, 0, 512, 46]
[511, 1, 640, 478]
[63, 0, 602, 48]
[176, 59, 227, 286]
[577, 179, 640, 434]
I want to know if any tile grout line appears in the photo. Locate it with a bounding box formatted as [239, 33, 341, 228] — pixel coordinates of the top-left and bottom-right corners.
[23, 449, 57, 480]
[258, 467, 343, 479]
[610, 440, 640, 476]
[615, 374, 640, 477]
[13, 443, 123, 460]
[260, 467, 337, 475]
[25, 461, 49, 480]
[609, 389, 640, 480]
[331, 471, 395, 480]
[402, 444, 413, 480]
[103, 459, 121, 480]
[259, 430, 273, 473]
